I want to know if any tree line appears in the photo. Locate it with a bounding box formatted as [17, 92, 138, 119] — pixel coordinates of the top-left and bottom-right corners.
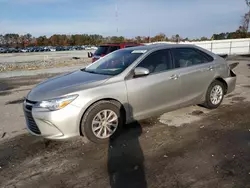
[1, 29, 250, 48]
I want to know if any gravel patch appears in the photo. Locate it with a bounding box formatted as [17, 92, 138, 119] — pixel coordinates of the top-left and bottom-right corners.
[0, 58, 91, 72]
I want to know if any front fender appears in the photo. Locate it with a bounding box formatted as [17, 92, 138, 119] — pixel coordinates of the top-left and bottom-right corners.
[72, 81, 129, 129]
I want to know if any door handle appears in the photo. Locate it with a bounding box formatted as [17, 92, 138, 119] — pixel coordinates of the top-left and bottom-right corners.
[207, 66, 214, 71]
[169, 74, 179, 80]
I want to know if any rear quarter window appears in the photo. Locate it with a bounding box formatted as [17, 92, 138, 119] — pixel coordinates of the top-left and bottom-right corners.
[172, 48, 214, 68]
[194, 49, 214, 62]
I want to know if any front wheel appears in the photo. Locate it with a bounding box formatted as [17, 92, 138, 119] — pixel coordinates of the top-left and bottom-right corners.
[81, 101, 124, 143]
[203, 80, 225, 109]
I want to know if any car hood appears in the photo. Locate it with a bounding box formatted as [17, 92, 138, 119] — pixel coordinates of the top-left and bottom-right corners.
[27, 70, 111, 101]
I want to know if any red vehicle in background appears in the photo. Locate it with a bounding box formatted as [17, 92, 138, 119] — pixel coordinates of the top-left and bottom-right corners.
[88, 43, 144, 63]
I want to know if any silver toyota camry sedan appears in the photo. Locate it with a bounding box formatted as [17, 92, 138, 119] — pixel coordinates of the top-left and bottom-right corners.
[23, 44, 237, 143]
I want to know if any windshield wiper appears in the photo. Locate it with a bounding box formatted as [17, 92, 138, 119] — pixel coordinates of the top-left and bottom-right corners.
[81, 68, 115, 76]
[81, 69, 97, 74]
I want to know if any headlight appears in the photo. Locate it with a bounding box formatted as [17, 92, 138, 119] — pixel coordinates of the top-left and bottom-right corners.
[35, 94, 78, 111]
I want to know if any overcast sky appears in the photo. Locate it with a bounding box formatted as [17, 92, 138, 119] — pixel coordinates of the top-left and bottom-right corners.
[0, 0, 248, 38]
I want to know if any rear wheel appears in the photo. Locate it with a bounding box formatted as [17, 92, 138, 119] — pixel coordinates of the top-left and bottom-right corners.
[203, 80, 225, 109]
[81, 100, 124, 143]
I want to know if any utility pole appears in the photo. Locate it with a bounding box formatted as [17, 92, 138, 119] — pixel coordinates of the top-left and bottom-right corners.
[149, 27, 151, 43]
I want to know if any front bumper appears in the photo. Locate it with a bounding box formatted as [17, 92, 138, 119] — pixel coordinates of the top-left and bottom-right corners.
[23, 100, 82, 140]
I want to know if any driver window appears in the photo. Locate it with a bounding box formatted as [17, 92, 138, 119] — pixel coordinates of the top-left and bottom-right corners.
[137, 49, 173, 74]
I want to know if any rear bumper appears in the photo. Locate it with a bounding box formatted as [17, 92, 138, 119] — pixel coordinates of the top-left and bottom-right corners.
[224, 73, 237, 94]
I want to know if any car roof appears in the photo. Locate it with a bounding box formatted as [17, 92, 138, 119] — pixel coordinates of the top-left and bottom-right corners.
[100, 43, 141, 46]
[119, 43, 198, 52]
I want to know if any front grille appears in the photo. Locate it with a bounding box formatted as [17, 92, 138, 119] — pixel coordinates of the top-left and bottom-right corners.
[25, 99, 37, 111]
[25, 110, 41, 135]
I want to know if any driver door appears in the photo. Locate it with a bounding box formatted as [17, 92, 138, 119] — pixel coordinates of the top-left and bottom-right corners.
[125, 49, 182, 120]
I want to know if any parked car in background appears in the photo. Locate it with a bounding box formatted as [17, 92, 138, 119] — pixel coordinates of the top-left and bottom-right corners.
[23, 44, 237, 143]
[63, 46, 70, 51]
[21, 48, 28, 53]
[76, 46, 84, 50]
[0, 45, 89, 53]
[55, 46, 64, 51]
[30, 47, 38, 52]
[6, 48, 19, 53]
[91, 46, 98, 50]
[85, 46, 92, 50]
[89, 42, 144, 62]
[0, 48, 7, 53]
[38, 47, 45, 52]
[43, 47, 50, 52]
[49, 47, 56, 52]
[26, 47, 33, 52]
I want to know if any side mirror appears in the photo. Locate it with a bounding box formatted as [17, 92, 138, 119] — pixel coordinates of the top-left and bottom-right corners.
[134, 67, 150, 77]
[88, 52, 93, 58]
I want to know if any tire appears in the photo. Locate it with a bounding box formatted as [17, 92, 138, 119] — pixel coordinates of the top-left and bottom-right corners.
[203, 80, 225, 109]
[81, 100, 124, 143]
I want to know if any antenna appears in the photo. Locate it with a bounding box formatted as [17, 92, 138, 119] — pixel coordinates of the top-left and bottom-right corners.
[115, 4, 118, 34]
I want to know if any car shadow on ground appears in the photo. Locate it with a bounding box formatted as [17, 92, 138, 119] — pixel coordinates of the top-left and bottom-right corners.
[107, 102, 147, 188]
[108, 121, 147, 188]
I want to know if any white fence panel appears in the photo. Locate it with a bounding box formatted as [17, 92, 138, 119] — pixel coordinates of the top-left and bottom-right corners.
[147, 38, 250, 55]
[195, 43, 212, 51]
[230, 41, 249, 55]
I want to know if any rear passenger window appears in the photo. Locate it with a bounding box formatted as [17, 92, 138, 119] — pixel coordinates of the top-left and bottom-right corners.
[172, 48, 213, 68]
[137, 49, 173, 74]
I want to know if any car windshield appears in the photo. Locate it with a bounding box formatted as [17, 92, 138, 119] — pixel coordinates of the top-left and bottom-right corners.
[83, 49, 145, 76]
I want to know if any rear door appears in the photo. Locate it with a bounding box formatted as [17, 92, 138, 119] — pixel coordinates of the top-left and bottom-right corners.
[125, 49, 182, 120]
[171, 47, 216, 106]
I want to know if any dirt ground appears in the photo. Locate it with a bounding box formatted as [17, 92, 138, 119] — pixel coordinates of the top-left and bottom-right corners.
[0, 50, 94, 72]
[0, 50, 93, 64]
[0, 59, 250, 188]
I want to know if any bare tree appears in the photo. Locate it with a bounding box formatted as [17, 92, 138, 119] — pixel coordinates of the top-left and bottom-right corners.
[0, 35, 5, 46]
[240, 0, 250, 32]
